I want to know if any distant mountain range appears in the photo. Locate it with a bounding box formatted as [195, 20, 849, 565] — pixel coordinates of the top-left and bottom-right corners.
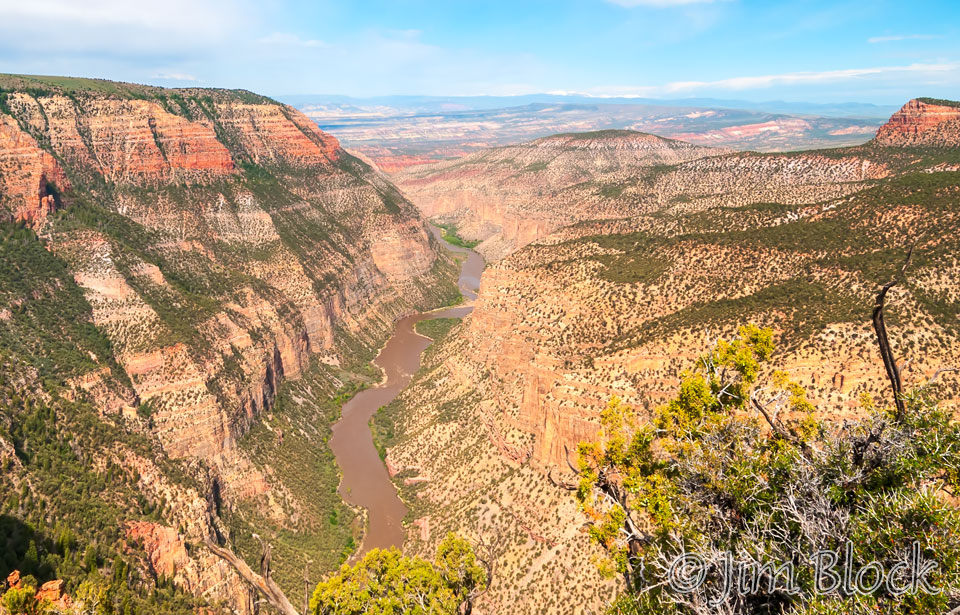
[278, 93, 900, 119]
[281, 94, 893, 172]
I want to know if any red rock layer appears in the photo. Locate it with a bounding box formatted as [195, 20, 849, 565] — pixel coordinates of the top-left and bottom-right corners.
[125, 520, 253, 611]
[2, 93, 235, 187]
[35, 580, 72, 609]
[875, 99, 960, 146]
[0, 114, 70, 224]
[213, 102, 341, 166]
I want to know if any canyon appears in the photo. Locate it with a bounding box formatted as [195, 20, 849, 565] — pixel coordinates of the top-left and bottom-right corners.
[396, 129, 889, 260]
[0, 74, 459, 612]
[330, 226, 482, 558]
[377, 98, 960, 613]
[1, 75, 958, 615]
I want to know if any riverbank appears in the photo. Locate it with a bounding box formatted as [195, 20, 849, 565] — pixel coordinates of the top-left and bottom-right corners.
[328, 227, 484, 556]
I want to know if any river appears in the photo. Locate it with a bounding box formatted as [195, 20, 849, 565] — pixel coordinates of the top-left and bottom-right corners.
[328, 226, 484, 557]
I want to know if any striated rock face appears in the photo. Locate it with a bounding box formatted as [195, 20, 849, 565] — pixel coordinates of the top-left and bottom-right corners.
[386, 101, 960, 613]
[126, 521, 252, 613]
[875, 98, 960, 147]
[451, 145, 957, 471]
[397, 129, 889, 260]
[4, 94, 235, 185]
[0, 74, 457, 615]
[396, 130, 724, 259]
[0, 114, 70, 225]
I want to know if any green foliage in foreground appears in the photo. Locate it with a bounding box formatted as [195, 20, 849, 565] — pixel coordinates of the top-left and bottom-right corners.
[310, 533, 487, 615]
[576, 325, 960, 614]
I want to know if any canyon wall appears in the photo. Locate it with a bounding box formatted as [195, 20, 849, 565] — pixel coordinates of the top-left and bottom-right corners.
[396, 130, 891, 260]
[385, 101, 960, 613]
[875, 98, 960, 147]
[0, 74, 457, 613]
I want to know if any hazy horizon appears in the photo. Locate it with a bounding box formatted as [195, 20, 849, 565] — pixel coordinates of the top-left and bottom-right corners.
[0, 0, 956, 105]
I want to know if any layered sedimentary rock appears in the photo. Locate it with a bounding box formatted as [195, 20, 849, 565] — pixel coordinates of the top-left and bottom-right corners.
[875, 98, 960, 147]
[385, 100, 960, 613]
[397, 130, 890, 260]
[0, 74, 456, 614]
[395, 131, 721, 258]
[0, 114, 70, 224]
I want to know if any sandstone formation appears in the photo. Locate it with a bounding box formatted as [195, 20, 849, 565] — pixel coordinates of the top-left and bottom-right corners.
[0, 114, 70, 225]
[2, 571, 72, 609]
[385, 100, 960, 614]
[0, 74, 458, 614]
[396, 130, 890, 260]
[34, 580, 71, 609]
[875, 98, 960, 147]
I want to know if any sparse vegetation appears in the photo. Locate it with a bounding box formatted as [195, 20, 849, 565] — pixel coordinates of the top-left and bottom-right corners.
[574, 324, 960, 614]
[414, 317, 462, 341]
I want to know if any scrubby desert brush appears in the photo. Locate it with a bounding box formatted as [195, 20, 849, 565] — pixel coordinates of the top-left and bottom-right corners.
[572, 264, 960, 614]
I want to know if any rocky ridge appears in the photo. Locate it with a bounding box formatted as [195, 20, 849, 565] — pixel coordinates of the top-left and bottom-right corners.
[875, 98, 960, 147]
[383, 100, 960, 614]
[0, 74, 458, 613]
[396, 129, 891, 260]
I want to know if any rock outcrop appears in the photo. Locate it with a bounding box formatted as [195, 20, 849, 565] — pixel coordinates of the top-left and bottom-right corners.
[34, 580, 71, 609]
[875, 98, 960, 147]
[386, 100, 960, 613]
[0, 74, 458, 615]
[0, 114, 70, 224]
[396, 129, 890, 260]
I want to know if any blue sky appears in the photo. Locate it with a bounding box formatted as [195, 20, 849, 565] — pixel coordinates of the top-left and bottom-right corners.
[0, 0, 957, 103]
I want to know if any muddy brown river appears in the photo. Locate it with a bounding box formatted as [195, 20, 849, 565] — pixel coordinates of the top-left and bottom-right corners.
[328, 227, 484, 557]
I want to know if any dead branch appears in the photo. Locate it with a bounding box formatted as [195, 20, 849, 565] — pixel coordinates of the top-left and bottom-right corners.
[872, 246, 914, 420]
[750, 395, 789, 440]
[563, 444, 579, 475]
[927, 367, 960, 386]
[548, 466, 577, 491]
[203, 537, 300, 615]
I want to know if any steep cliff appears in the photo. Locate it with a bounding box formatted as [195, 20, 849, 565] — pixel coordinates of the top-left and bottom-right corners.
[396, 129, 891, 260]
[382, 100, 960, 614]
[0, 74, 459, 613]
[874, 98, 960, 147]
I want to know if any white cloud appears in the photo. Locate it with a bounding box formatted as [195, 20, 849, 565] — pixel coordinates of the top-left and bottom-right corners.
[868, 34, 941, 44]
[257, 32, 329, 48]
[151, 72, 200, 82]
[591, 63, 960, 96]
[0, 0, 254, 55]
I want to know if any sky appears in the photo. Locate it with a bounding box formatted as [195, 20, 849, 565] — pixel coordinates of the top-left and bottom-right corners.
[0, 0, 957, 104]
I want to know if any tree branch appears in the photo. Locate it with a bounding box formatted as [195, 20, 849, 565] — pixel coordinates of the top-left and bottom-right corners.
[872, 246, 914, 420]
[548, 466, 577, 491]
[203, 537, 300, 615]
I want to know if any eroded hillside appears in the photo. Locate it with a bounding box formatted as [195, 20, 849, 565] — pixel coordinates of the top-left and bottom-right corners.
[396, 129, 893, 260]
[380, 99, 960, 614]
[0, 74, 459, 611]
